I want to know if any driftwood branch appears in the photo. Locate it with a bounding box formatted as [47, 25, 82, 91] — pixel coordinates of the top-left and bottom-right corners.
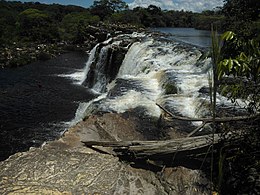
[81, 104, 258, 161]
[82, 134, 221, 158]
[186, 122, 207, 137]
[156, 103, 259, 122]
[157, 103, 259, 137]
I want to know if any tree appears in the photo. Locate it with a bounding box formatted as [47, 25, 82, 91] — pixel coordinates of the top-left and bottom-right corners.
[59, 12, 100, 43]
[0, 8, 18, 45]
[217, 31, 260, 113]
[210, 30, 260, 194]
[222, 0, 259, 21]
[17, 8, 58, 42]
[108, 10, 141, 26]
[90, 0, 128, 20]
[147, 5, 162, 15]
[222, 0, 260, 38]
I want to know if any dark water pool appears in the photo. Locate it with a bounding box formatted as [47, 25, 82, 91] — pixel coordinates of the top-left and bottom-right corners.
[0, 52, 95, 161]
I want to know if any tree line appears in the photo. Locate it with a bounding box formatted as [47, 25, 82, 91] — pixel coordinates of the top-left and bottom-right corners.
[1, 0, 259, 46]
[0, 0, 224, 46]
[0, 0, 98, 45]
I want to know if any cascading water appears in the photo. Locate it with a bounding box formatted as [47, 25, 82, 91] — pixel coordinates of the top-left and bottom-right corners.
[75, 33, 243, 132]
[80, 36, 133, 93]
[87, 44, 111, 92]
[114, 38, 211, 119]
[80, 44, 100, 85]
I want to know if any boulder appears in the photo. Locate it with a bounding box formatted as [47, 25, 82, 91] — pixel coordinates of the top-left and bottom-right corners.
[0, 113, 210, 194]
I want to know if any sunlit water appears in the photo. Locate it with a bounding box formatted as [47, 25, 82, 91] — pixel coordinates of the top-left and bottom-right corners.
[152, 27, 212, 48]
[80, 36, 211, 120]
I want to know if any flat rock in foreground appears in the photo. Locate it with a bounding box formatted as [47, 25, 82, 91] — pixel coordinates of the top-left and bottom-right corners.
[0, 113, 210, 194]
[0, 147, 167, 194]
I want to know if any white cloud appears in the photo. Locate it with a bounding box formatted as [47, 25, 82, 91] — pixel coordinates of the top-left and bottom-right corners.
[128, 0, 224, 12]
[128, 0, 174, 9]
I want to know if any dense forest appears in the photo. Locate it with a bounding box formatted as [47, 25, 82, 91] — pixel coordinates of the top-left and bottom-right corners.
[0, 0, 259, 68]
[0, 0, 224, 46]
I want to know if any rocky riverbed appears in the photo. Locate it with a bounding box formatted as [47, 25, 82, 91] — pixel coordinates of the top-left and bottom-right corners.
[0, 113, 211, 195]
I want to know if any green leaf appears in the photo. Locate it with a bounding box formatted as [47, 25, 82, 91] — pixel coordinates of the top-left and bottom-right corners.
[222, 59, 228, 66]
[234, 65, 239, 72]
[218, 70, 224, 80]
[239, 52, 247, 61]
[221, 31, 235, 41]
[220, 85, 229, 96]
[228, 58, 233, 71]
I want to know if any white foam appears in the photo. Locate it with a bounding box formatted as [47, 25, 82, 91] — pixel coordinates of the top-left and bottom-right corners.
[80, 44, 100, 85]
[57, 69, 85, 85]
[117, 40, 154, 77]
[71, 35, 244, 125]
[70, 93, 107, 126]
[116, 39, 207, 118]
[105, 71, 162, 117]
[105, 90, 161, 117]
[177, 73, 208, 94]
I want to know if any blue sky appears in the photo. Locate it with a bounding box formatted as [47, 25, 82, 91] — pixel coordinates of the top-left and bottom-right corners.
[7, 0, 224, 12]
[7, 0, 133, 7]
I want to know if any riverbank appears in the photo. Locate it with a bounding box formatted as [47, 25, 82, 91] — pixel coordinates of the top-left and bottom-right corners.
[0, 23, 144, 68]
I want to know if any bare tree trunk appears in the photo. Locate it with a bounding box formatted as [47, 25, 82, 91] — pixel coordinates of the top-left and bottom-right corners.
[82, 134, 221, 158]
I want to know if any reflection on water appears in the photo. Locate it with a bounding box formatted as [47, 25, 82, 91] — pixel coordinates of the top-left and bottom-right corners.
[153, 27, 211, 48]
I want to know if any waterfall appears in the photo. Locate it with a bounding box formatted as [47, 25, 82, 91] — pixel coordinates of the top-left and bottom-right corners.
[117, 40, 154, 77]
[115, 38, 211, 119]
[80, 36, 132, 93]
[75, 35, 210, 120]
[75, 33, 242, 126]
[70, 93, 108, 126]
[56, 45, 100, 85]
[87, 44, 111, 93]
[80, 44, 100, 85]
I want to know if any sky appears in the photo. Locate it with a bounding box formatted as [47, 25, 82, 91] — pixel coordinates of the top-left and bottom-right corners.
[8, 0, 224, 12]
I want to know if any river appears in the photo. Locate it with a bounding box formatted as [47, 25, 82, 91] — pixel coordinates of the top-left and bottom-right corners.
[1, 28, 234, 161]
[152, 27, 212, 48]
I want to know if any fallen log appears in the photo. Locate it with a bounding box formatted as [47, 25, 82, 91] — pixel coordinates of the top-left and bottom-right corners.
[157, 103, 259, 137]
[156, 103, 259, 122]
[82, 134, 221, 158]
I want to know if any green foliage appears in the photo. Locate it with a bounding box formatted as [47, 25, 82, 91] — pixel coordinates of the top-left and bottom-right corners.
[107, 11, 141, 26]
[19, 8, 49, 19]
[59, 12, 100, 43]
[222, 0, 259, 22]
[0, 0, 92, 45]
[211, 29, 260, 195]
[17, 8, 59, 42]
[0, 0, 228, 47]
[131, 6, 166, 27]
[90, 0, 128, 20]
[0, 5, 19, 45]
[217, 31, 260, 113]
[194, 14, 224, 30]
[222, 0, 260, 38]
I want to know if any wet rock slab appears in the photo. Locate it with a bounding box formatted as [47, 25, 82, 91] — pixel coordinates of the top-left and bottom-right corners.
[0, 113, 210, 194]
